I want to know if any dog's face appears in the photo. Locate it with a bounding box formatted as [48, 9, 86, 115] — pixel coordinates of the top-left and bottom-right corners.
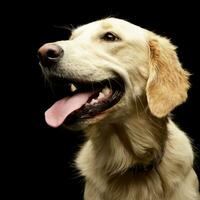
[38, 18, 189, 130]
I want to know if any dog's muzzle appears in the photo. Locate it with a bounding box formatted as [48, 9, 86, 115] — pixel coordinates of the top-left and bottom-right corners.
[38, 44, 125, 128]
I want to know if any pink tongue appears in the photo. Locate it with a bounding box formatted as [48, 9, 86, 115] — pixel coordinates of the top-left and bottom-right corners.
[45, 92, 93, 128]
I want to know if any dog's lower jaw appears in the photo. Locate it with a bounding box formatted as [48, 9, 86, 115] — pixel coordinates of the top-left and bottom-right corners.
[63, 111, 111, 131]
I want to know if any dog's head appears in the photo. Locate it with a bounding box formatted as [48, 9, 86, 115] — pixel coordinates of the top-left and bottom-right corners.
[38, 18, 190, 130]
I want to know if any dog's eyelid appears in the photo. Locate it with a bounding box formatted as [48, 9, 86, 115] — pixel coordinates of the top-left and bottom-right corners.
[100, 31, 121, 42]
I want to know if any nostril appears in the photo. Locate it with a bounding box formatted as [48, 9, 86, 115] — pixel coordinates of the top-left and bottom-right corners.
[46, 46, 64, 60]
[47, 49, 58, 58]
[38, 43, 64, 68]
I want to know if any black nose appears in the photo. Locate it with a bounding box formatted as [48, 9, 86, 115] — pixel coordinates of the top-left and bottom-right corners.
[38, 43, 64, 68]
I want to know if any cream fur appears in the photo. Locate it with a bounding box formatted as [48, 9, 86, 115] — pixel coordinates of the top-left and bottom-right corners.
[44, 18, 199, 199]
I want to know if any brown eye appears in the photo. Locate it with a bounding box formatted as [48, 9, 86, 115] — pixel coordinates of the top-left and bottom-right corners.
[101, 32, 120, 42]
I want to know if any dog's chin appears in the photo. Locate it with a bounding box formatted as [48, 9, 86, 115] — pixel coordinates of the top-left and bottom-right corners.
[62, 120, 90, 131]
[44, 75, 125, 129]
[62, 111, 109, 131]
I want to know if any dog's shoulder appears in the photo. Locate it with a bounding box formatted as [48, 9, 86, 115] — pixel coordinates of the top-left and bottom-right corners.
[157, 119, 194, 185]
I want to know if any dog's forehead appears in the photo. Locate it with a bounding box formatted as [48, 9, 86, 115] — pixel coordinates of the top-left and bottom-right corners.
[72, 18, 147, 39]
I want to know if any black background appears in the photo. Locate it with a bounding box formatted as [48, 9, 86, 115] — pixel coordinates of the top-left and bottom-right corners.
[7, 2, 200, 199]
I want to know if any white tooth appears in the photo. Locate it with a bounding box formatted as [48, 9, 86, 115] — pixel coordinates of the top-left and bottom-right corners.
[102, 87, 111, 96]
[70, 83, 77, 92]
[90, 99, 98, 105]
[97, 92, 105, 100]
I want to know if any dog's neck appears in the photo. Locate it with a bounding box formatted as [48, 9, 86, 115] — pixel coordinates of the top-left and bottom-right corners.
[85, 107, 168, 176]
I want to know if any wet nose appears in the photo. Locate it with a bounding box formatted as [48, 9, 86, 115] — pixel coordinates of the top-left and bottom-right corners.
[38, 43, 64, 68]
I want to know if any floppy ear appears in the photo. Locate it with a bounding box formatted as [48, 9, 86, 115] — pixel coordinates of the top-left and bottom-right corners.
[146, 36, 190, 118]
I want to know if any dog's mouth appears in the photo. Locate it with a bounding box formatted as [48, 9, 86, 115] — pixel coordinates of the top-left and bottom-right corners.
[45, 76, 125, 128]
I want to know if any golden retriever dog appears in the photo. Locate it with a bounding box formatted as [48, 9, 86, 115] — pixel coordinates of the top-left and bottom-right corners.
[38, 18, 200, 200]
